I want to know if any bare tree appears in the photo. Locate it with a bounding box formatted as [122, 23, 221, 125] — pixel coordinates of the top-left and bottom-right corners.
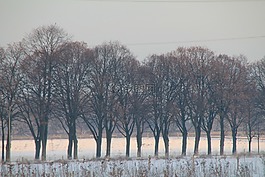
[115, 57, 139, 157]
[22, 25, 68, 160]
[213, 55, 234, 155]
[145, 55, 175, 157]
[0, 47, 6, 162]
[168, 48, 192, 156]
[225, 56, 249, 154]
[0, 43, 24, 162]
[53, 42, 93, 159]
[247, 58, 265, 153]
[186, 47, 214, 155]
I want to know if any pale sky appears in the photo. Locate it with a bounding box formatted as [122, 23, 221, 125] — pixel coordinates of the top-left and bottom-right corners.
[0, 0, 265, 62]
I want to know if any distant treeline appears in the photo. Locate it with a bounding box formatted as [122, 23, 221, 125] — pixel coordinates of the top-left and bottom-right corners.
[1, 25, 265, 162]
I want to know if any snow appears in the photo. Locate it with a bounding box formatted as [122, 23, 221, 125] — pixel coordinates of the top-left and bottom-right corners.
[1, 156, 264, 177]
[3, 136, 265, 161]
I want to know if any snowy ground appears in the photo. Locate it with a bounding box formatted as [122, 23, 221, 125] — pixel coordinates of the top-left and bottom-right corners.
[3, 136, 265, 161]
[1, 155, 264, 177]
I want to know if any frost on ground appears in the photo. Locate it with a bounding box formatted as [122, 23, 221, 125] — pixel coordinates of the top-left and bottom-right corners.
[1, 155, 264, 177]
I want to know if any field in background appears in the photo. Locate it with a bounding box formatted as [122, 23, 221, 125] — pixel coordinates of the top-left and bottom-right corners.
[1, 136, 265, 161]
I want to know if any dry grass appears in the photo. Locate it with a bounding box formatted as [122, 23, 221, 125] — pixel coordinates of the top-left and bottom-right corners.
[0, 155, 264, 177]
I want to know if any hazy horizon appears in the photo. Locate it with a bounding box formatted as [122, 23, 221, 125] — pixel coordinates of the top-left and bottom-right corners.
[1, 0, 265, 61]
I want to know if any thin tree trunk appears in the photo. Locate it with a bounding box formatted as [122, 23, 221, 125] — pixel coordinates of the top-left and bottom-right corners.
[95, 127, 103, 158]
[248, 138, 252, 153]
[73, 121, 78, 159]
[193, 127, 201, 155]
[136, 127, 142, 157]
[34, 138, 41, 160]
[232, 128, 237, 154]
[206, 131, 212, 155]
[41, 124, 48, 161]
[106, 132, 112, 157]
[154, 135, 159, 157]
[67, 136, 73, 159]
[125, 135, 130, 157]
[74, 138, 78, 159]
[96, 137, 102, 158]
[5, 127, 10, 162]
[181, 128, 188, 156]
[220, 116, 225, 155]
[1, 124, 4, 162]
[163, 134, 169, 158]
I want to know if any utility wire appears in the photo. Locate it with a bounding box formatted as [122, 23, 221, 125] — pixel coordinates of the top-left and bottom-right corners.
[126, 35, 265, 46]
[81, 0, 265, 3]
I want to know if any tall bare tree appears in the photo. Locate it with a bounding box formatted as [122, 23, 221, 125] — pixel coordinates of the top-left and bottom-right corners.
[169, 48, 192, 156]
[0, 43, 24, 162]
[145, 55, 176, 157]
[225, 56, 249, 154]
[185, 47, 214, 155]
[115, 57, 139, 157]
[213, 55, 234, 155]
[54, 42, 93, 159]
[22, 25, 68, 160]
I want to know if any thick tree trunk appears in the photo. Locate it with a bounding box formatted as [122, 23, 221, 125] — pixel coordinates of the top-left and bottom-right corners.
[163, 134, 169, 158]
[106, 132, 112, 157]
[34, 138, 41, 160]
[125, 135, 130, 157]
[154, 135, 160, 157]
[96, 137, 102, 158]
[1, 124, 4, 162]
[193, 127, 201, 155]
[41, 124, 48, 161]
[181, 128, 188, 156]
[206, 131, 212, 155]
[220, 116, 225, 155]
[248, 138, 252, 153]
[232, 128, 237, 154]
[6, 128, 10, 162]
[95, 126, 103, 158]
[67, 136, 73, 159]
[136, 127, 142, 157]
[73, 138, 78, 159]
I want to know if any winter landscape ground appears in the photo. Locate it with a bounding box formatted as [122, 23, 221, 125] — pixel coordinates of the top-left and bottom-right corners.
[0, 136, 265, 176]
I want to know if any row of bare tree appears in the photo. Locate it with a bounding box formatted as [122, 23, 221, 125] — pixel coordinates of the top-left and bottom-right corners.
[1, 25, 265, 162]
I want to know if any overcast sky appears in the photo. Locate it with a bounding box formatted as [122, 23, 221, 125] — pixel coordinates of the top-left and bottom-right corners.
[1, 0, 265, 61]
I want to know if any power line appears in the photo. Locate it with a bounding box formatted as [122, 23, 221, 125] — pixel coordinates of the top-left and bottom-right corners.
[126, 35, 265, 46]
[81, 0, 265, 3]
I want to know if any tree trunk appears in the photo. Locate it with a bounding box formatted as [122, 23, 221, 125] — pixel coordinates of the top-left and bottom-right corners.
[67, 136, 73, 159]
[34, 138, 41, 160]
[96, 137, 102, 158]
[232, 128, 237, 154]
[193, 127, 201, 155]
[6, 126, 10, 162]
[73, 121, 78, 159]
[248, 137, 252, 153]
[1, 123, 4, 162]
[154, 135, 160, 157]
[136, 127, 142, 157]
[41, 124, 48, 161]
[163, 134, 169, 158]
[181, 128, 188, 156]
[74, 138, 78, 159]
[106, 132, 112, 157]
[206, 131, 212, 155]
[95, 126, 103, 158]
[125, 135, 130, 157]
[220, 116, 225, 155]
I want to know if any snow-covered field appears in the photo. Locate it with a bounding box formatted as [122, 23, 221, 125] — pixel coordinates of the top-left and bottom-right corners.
[1, 136, 265, 176]
[1, 155, 264, 177]
[4, 136, 265, 161]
